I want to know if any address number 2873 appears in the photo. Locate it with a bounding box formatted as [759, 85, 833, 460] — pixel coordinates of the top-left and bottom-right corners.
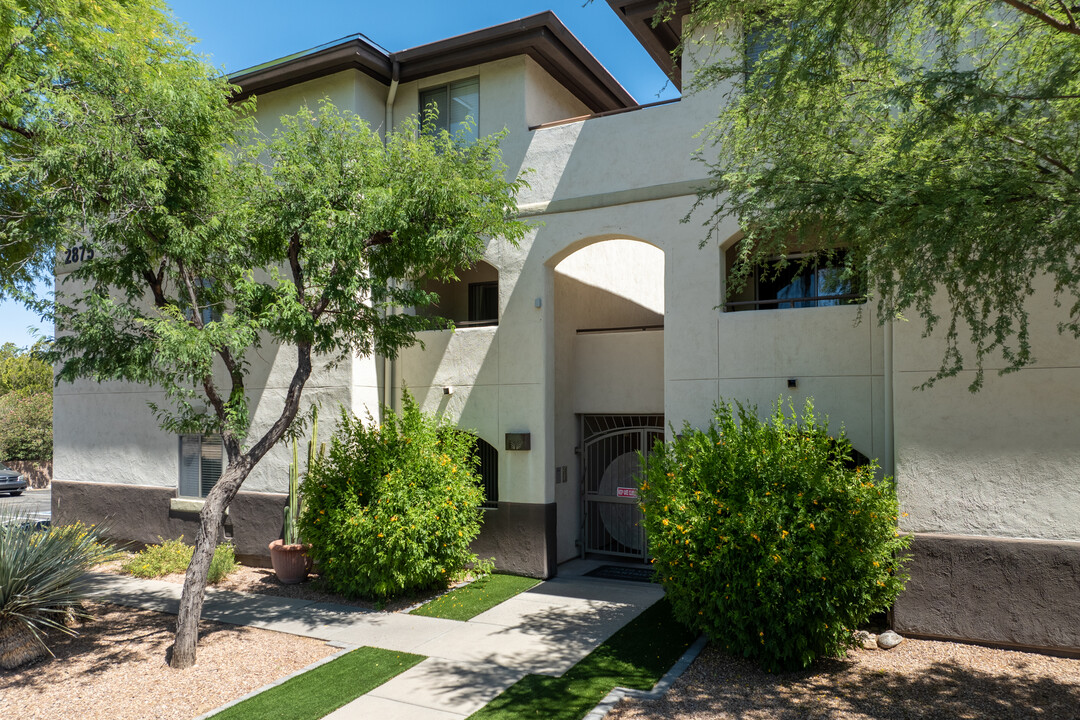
[63, 246, 95, 264]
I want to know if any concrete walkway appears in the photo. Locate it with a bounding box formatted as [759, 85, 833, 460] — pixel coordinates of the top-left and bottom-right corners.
[83, 560, 665, 719]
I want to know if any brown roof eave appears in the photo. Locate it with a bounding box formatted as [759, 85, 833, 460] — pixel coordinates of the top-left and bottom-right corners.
[230, 39, 393, 102]
[606, 0, 690, 90]
[229, 13, 635, 113]
[396, 12, 635, 113]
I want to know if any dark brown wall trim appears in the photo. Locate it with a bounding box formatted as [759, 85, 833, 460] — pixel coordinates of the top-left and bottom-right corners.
[53, 480, 560, 580]
[894, 532, 1080, 653]
[51, 480, 287, 559]
[469, 501, 558, 579]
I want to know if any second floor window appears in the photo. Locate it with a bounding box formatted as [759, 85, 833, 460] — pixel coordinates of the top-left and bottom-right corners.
[468, 282, 498, 325]
[420, 77, 479, 143]
[725, 249, 863, 311]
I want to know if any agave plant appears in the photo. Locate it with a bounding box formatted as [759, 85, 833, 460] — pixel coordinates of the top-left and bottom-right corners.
[0, 510, 116, 669]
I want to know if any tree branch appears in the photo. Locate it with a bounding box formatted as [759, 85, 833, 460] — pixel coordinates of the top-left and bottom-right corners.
[201, 374, 228, 426]
[176, 259, 205, 329]
[1003, 134, 1075, 176]
[0, 12, 45, 76]
[244, 342, 312, 466]
[0, 120, 33, 140]
[141, 260, 169, 308]
[1054, 0, 1077, 27]
[999, 0, 1080, 35]
[287, 231, 304, 302]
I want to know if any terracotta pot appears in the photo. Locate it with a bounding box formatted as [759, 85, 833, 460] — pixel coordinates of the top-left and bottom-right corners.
[268, 539, 311, 584]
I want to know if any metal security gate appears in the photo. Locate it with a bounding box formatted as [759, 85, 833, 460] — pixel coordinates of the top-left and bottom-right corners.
[581, 415, 664, 560]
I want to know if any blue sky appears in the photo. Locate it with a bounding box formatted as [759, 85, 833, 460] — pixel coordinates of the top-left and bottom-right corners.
[0, 0, 676, 348]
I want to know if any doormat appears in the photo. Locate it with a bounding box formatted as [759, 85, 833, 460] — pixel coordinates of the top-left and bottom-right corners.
[583, 565, 657, 583]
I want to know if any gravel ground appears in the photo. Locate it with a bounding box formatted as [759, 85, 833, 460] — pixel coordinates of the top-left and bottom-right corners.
[609, 638, 1080, 720]
[0, 602, 334, 720]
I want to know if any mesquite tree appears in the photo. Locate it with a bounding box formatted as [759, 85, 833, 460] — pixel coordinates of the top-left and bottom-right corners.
[1, 0, 205, 300]
[48, 101, 527, 667]
[671, 0, 1080, 389]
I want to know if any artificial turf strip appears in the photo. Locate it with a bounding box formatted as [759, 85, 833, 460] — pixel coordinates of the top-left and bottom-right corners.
[410, 573, 541, 621]
[466, 597, 697, 720]
[209, 646, 425, 720]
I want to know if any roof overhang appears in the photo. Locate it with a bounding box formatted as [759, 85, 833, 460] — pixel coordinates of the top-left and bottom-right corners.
[229, 36, 393, 103]
[229, 12, 635, 113]
[606, 0, 691, 90]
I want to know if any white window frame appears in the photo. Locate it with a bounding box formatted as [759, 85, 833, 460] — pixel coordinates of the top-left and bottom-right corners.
[419, 77, 479, 143]
[179, 434, 224, 499]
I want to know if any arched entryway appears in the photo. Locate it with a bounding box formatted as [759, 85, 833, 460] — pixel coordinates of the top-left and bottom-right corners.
[548, 237, 665, 562]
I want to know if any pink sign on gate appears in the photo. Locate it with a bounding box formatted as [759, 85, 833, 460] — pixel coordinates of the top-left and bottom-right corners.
[616, 487, 638, 499]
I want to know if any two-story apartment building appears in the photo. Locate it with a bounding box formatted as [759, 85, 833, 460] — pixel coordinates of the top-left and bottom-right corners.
[53, 2, 1080, 655]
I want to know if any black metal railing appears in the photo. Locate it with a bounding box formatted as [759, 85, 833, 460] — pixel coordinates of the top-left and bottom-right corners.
[724, 293, 865, 311]
[474, 437, 499, 509]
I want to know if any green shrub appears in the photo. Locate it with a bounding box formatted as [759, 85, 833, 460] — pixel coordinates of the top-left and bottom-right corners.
[639, 399, 909, 671]
[299, 393, 485, 599]
[0, 512, 116, 666]
[121, 537, 238, 584]
[208, 541, 239, 583]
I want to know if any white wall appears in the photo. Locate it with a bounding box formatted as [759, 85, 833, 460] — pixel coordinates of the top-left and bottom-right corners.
[253, 69, 389, 137]
[572, 331, 664, 413]
[55, 17, 1080, 565]
[549, 239, 665, 561]
[524, 57, 591, 127]
[891, 280, 1080, 541]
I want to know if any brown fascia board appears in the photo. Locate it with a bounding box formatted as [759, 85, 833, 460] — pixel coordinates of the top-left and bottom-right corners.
[606, 0, 690, 90]
[230, 13, 635, 113]
[230, 37, 393, 102]
[395, 12, 635, 113]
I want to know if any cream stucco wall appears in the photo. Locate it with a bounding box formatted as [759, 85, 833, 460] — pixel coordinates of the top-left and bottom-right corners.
[51, 268, 348, 496]
[524, 57, 591, 127]
[253, 69, 389, 137]
[53, 17, 1080, 571]
[891, 282, 1080, 542]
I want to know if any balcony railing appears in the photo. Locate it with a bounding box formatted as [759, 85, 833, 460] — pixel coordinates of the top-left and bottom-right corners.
[724, 294, 865, 311]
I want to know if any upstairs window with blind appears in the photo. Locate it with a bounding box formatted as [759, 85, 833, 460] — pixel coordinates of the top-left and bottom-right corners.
[420, 77, 479, 144]
[179, 434, 224, 498]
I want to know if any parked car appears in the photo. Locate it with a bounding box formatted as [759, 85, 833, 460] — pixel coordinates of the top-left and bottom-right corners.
[0, 465, 27, 496]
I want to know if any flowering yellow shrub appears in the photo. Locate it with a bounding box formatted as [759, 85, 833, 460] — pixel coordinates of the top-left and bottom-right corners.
[639, 399, 909, 670]
[300, 393, 485, 599]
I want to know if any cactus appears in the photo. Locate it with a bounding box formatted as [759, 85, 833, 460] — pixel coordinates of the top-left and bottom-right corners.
[283, 406, 318, 546]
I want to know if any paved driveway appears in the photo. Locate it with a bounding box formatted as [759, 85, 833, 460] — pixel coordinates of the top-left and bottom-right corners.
[0, 486, 51, 522]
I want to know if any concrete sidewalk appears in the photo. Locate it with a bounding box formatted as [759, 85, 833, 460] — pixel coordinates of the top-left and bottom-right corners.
[83, 560, 664, 719]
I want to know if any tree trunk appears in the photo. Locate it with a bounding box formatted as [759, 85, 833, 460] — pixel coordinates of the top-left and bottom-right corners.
[169, 462, 249, 669]
[169, 343, 311, 668]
